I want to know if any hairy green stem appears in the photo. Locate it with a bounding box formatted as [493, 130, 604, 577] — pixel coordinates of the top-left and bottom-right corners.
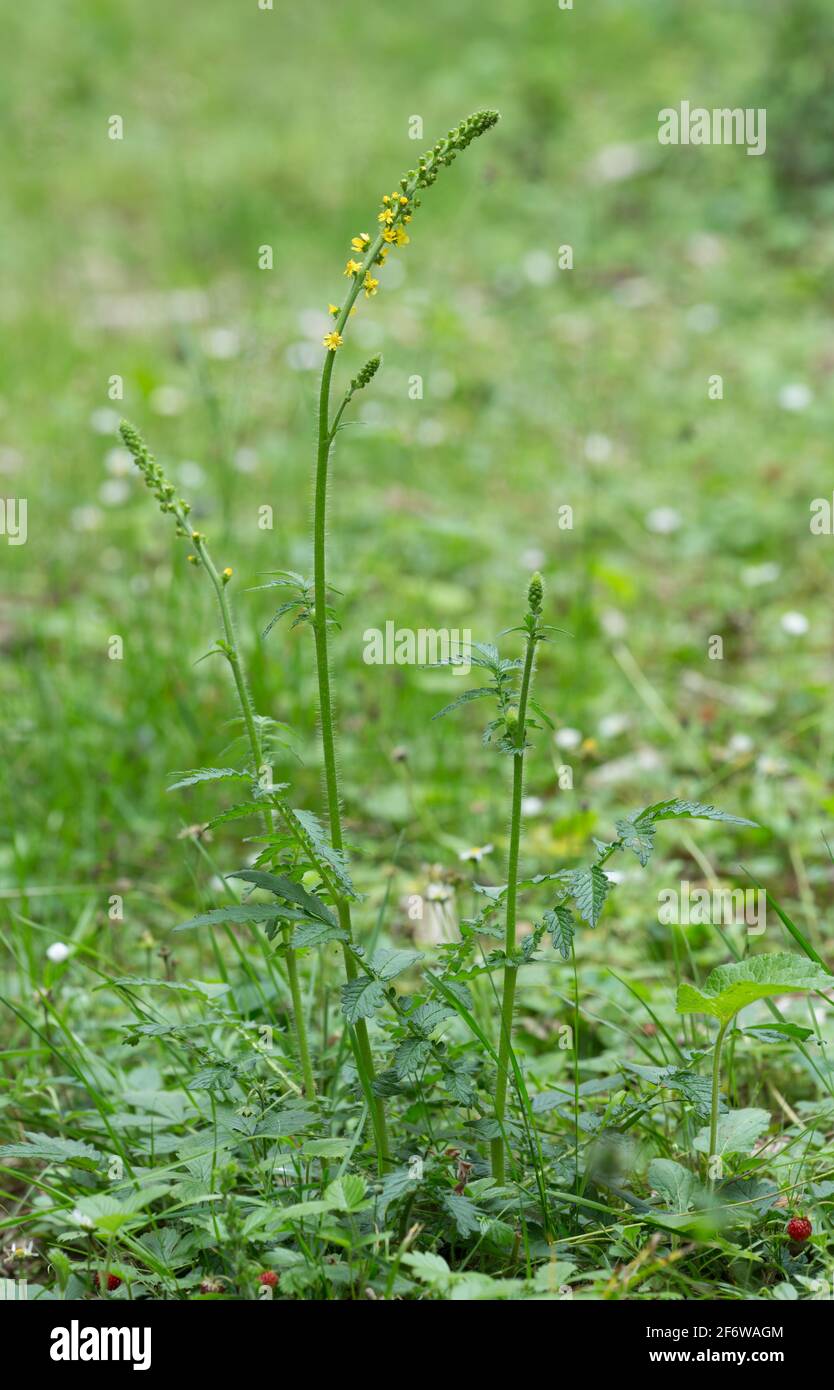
[491, 628, 537, 1182]
[708, 1018, 730, 1186]
[314, 341, 390, 1168]
[197, 538, 317, 1101]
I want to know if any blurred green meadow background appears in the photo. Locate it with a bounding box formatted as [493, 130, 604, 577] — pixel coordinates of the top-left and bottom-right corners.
[2, 0, 834, 1034]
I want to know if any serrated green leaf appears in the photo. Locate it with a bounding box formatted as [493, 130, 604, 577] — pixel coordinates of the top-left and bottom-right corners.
[291, 919, 349, 948]
[543, 905, 575, 959]
[394, 1037, 432, 1079]
[175, 904, 310, 932]
[629, 798, 757, 829]
[167, 768, 249, 793]
[325, 1175, 367, 1212]
[432, 687, 495, 721]
[226, 869, 337, 926]
[616, 818, 656, 866]
[0, 1132, 103, 1171]
[568, 865, 611, 928]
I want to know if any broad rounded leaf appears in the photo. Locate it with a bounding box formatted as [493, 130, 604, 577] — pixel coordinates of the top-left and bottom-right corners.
[676, 952, 832, 1023]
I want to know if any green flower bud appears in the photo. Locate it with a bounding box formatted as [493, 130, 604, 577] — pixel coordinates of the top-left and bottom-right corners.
[528, 571, 544, 614]
[350, 355, 381, 395]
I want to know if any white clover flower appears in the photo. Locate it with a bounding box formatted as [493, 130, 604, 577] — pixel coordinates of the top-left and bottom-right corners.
[781, 611, 809, 636]
[46, 942, 71, 963]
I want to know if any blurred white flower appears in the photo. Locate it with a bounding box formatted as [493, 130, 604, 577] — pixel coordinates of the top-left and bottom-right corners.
[104, 447, 132, 476]
[46, 942, 70, 963]
[522, 250, 555, 286]
[600, 608, 627, 638]
[686, 233, 725, 268]
[521, 795, 544, 816]
[741, 562, 779, 587]
[590, 143, 644, 183]
[150, 385, 187, 416]
[99, 479, 130, 506]
[71, 1209, 95, 1230]
[70, 506, 103, 532]
[727, 732, 754, 755]
[89, 408, 120, 435]
[686, 303, 719, 333]
[613, 277, 657, 309]
[520, 546, 545, 570]
[645, 507, 682, 534]
[555, 727, 582, 750]
[584, 433, 612, 464]
[234, 447, 258, 473]
[598, 713, 629, 739]
[780, 611, 809, 636]
[416, 419, 446, 446]
[459, 844, 494, 863]
[285, 341, 319, 371]
[177, 460, 205, 489]
[778, 383, 812, 412]
[203, 327, 241, 359]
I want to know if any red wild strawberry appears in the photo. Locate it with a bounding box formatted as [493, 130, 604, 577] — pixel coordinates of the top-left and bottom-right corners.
[258, 1270, 279, 1288]
[94, 1272, 122, 1291]
[787, 1217, 812, 1242]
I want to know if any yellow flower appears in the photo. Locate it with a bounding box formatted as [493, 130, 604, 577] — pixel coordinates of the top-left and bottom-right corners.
[382, 195, 391, 204]
[222, 567, 233, 583]
[350, 233, 370, 252]
[399, 195, 409, 205]
[323, 330, 343, 351]
[377, 209, 394, 225]
[328, 303, 339, 316]
[382, 227, 397, 244]
[394, 227, 410, 246]
[344, 259, 362, 276]
[363, 272, 379, 297]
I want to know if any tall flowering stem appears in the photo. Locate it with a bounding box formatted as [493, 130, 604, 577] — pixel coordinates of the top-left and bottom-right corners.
[119, 422, 317, 1100]
[313, 112, 500, 1166]
[491, 573, 544, 1182]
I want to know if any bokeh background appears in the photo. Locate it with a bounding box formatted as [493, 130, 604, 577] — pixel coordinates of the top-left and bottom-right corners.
[2, 0, 834, 984]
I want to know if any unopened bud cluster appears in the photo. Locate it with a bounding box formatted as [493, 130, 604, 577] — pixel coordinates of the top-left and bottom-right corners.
[119, 420, 192, 531]
[350, 356, 381, 395]
[528, 571, 544, 615]
[410, 110, 500, 190]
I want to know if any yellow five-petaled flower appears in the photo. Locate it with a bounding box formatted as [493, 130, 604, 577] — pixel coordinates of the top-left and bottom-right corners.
[363, 272, 379, 298]
[323, 330, 343, 351]
[344, 259, 362, 277]
[351, 233, 371, 252]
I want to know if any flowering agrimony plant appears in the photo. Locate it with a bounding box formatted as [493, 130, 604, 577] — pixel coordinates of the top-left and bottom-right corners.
[119, 111, 501, 1171]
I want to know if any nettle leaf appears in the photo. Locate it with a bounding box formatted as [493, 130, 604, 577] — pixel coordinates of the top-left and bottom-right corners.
[409, 1000, 455, 1036]
[543, 905, 575, 959]
[291, 920, 349, 948]
[568, 865, 611, 928]
[648, 1158, 698, 1214]
[693, 1108, 770, 1157]
[167, 768, 250, 793]
[616, 818, 656, 867]
[432, 687, 495, 721]
[226, 869, 337, 927]
[628, 798, 757, 830]
[676, 952, 832, 1023]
